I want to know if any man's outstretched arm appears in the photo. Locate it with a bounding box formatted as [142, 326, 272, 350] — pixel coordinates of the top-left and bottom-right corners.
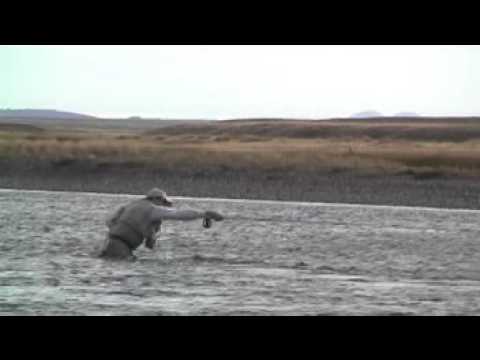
[151, 206, 205, 222]
[150, 206, 224, 222]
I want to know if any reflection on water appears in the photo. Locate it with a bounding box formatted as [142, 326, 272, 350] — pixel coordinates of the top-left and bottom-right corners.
[0, 189, 479, 315]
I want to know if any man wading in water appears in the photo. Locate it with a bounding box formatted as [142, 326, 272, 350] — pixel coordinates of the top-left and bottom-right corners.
[100, 188, 224, 260]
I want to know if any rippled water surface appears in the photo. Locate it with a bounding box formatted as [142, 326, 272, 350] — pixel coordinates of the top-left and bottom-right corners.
[0, 189, 479, 315]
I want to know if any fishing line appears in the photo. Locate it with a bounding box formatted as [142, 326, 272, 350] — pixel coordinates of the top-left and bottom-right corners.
[221, 215, 322, 225]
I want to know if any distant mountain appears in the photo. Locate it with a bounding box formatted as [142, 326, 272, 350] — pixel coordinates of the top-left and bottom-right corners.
[351, 110, 383, 118]
[0, 109, 96, 119]
[394, 112, 420, 117]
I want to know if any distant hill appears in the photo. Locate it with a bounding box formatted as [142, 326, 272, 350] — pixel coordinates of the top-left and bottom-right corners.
[394, 112, 420, 117]
[351, 110, 383, 118]
[0, 109, 96, 119]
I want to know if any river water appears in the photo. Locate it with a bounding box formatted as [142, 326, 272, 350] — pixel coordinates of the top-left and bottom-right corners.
[0, 189, 479, 315]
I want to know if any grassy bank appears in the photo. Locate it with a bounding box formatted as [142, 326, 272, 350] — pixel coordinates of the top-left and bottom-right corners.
[2, 117, 480, 208]
[2, 118, 480, 178]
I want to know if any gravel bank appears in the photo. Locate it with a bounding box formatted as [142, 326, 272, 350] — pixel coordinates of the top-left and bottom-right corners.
[1, 158, 480, 209]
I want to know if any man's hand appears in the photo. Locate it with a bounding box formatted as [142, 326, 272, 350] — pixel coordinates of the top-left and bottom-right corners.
[145, 236, 156, 250]
[145, 222, 161, 249]
[204, 210, 224, 221]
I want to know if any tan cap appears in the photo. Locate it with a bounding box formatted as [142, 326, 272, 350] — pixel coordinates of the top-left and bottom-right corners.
[145, 188, 171, 203]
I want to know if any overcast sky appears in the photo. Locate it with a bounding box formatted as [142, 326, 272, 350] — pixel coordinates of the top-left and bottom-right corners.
[1, 45, 479, 119]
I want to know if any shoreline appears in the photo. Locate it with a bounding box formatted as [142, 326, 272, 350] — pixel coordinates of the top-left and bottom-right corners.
[2, 159, 480, 210]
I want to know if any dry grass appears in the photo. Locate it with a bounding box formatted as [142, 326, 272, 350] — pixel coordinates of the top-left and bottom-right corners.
[149, 118, 480, 142]
[2, 118, 480, 177]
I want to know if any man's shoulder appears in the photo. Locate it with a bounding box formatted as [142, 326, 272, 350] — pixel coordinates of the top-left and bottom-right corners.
[125, 198, 151, 208]
[119, 198, 153, 216]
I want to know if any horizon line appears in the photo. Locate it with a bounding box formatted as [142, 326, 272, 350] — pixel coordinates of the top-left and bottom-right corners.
[1, 107, 480, 120]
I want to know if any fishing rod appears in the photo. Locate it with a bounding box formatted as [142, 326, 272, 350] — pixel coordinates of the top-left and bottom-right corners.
[204, 215, 324, 226]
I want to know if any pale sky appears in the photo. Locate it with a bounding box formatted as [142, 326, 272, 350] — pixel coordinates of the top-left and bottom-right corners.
[1, 45, 479, 119]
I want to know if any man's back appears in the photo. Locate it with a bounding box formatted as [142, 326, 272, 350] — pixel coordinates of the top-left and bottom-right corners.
[108, 198, 156, 249]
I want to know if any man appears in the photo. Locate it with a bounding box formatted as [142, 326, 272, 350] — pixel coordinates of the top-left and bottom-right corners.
[99, 188, 224, 260]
